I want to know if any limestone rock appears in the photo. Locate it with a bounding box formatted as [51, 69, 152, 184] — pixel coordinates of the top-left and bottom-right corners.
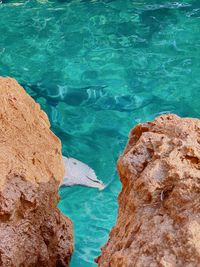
[97, 114, 200, 267]
[0, 77, 73, 266]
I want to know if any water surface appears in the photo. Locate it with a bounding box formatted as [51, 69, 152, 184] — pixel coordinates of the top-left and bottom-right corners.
[0, 0, 200, 266]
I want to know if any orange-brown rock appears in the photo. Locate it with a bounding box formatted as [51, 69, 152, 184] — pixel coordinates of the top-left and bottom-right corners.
[97, 114, 200, 267]
[0, 77, 73, 266]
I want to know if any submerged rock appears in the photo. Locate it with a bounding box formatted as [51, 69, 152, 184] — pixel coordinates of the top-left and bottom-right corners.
[0, 77, 73, 266]
[97, 114, 200, 267]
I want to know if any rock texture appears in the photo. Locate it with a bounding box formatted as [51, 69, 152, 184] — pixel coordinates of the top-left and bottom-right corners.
[0, 77, 73, 266]
[97, 114, 200, 267]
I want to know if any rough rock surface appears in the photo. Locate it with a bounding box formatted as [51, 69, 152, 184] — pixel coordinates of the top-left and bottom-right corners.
[97, 114, 200, 267]
[0, 77, 73, 266]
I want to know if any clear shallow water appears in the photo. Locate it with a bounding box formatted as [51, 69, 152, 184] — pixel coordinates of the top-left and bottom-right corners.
[1, 0, 200, 265]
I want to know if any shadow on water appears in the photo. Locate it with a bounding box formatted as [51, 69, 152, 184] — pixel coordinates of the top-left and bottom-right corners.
[22, 82, 107, 107]
[139, 6, 177, 41]
[22, 81, 155, 112]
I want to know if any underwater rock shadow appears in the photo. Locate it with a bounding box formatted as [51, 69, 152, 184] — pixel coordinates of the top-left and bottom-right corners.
[22, 82, 107, 107]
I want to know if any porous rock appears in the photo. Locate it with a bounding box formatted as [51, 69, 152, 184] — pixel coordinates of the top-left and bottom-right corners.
[97, 114, 200, 267]
[0, 77, 73, 266]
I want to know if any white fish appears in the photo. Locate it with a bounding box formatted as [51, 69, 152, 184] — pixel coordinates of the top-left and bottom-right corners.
[61, 156, 105, 190]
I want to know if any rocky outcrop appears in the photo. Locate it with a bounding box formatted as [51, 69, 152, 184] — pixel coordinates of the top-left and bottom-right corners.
[0, 77, 73, 266]
[97, 114, 200, 267]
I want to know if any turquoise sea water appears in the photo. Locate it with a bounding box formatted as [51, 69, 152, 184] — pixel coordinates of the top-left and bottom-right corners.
[1, 0, 200, 266]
